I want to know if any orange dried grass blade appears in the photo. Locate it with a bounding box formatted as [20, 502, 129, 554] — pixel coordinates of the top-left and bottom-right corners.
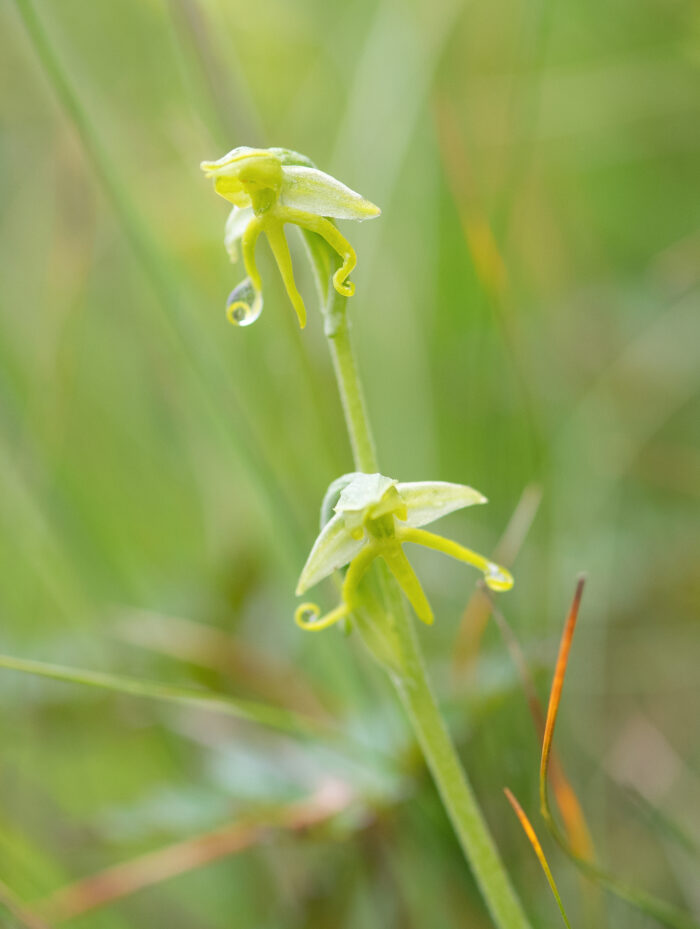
[504, 788, 573, 929]
[540, 576, 585, 823]
[44, 822, 264, 922]
[40, 781, 352, 922]
[488, 595, 595, 865]
[537, 580, 700, 929]
[547, 760, 595, 864]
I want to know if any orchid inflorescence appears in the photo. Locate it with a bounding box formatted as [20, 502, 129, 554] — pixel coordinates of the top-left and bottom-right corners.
[200, 149, 514, 634]
[295, 473, 513, 632]
[196, 143, 531, 926]
[200, 147, 380, 328]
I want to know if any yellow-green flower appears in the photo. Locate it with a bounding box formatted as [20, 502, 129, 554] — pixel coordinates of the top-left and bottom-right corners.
[295, 473, 512, 631]
[201, 147, 380, 328]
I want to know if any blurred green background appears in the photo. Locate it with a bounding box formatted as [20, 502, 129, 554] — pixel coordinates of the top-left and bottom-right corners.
[1, 0, 699, 926]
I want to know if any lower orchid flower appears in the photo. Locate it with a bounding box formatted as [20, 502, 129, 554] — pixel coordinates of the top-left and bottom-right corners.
[295, 473, 513, 631]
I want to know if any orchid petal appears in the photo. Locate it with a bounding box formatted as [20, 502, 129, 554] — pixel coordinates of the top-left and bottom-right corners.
[397, 481, 487, 528]
[212, 175, 251, 208]
[281, 166, 381, 221]
[224, 206, 254, 262]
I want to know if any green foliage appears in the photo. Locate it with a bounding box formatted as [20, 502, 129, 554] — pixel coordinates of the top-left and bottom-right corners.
[1, 0, 699, 926]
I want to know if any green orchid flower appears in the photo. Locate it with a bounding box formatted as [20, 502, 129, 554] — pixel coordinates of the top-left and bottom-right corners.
[295, 473, 513, 631]
[200, 146, 380, 328]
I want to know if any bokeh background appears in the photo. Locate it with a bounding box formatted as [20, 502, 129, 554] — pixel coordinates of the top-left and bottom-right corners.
[1, 0, 699, 926]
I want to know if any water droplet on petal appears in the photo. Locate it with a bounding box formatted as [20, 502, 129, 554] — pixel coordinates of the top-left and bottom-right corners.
[484, 562, 514, 592]
[226, 278, 262, 327]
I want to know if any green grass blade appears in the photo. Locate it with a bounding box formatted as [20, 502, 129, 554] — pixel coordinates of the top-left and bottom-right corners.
[0, 652, 327, 741]
[0, 878, 54, 929]
[12, 0, 308, 573]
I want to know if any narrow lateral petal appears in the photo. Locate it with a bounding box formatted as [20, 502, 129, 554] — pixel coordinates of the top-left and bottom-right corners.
[397, 481, 487, 528]
[224, 206, 254, 261]
[296, 514, 365, 594]
[281, 166, 381, 221]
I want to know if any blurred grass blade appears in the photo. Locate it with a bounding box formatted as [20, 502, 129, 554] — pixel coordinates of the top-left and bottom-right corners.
[434, 98, 509, 307]
[12, 0, 308, 571]
[41, 780, 353, 922]
[504, 788, 572, 928]
[117, 609, 331, 718]
[166, 0, 261, 148]
[453, 484, 542, 675]
[540, 579, 700, 929]
[0, 652, 329, 741]
[624, 787, 700, 859]
[434, 102, 542, 460]
[0, 878, 54, 929]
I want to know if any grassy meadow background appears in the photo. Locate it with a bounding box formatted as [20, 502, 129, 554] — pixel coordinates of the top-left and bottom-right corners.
[1, 0, 699, 925]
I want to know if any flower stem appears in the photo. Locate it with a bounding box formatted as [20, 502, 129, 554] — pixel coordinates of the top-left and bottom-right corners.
[300, 230, 377, 473]
[392, 616, 532, 929]
[327, 315, 378, 473]
[311, 256, 532, 928]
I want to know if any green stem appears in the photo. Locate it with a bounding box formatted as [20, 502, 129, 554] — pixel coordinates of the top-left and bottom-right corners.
[300, 230, 377, 473]
[392, 613, 532, 929]
[327, 314, 378, 473]
[309, 252, 531, 928]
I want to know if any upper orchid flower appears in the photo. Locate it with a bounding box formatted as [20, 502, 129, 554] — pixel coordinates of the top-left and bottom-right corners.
[200, 147, 380, 329]
[295, 473, 513, 631]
